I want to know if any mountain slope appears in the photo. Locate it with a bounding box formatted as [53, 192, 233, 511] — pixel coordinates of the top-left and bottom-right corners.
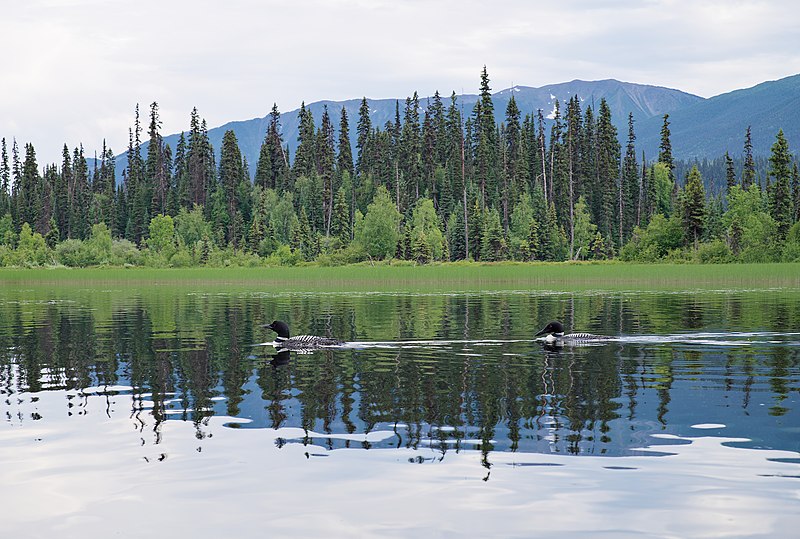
[117, 79, 702, 178]
[636, 74, 800, 160]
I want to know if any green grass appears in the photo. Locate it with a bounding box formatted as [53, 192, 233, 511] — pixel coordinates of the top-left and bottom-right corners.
[1, 262, 799, 292]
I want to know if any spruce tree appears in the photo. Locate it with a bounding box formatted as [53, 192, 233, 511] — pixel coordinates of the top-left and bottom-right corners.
[767, 129, 793, 238]
[680, 166, 706, 246]
[621, 112, 639, 245]
[317, 106, 337, 235]
[658, 114, 675, 182]
[218, 130, 245, 246]
[0, 138, 9, 217]
[742, 126, 756, 189]
[266, 104, 289, 190]
[595, 99, 620, 244]
[725, 151, 736, 196]
[337, 106, 354, 178]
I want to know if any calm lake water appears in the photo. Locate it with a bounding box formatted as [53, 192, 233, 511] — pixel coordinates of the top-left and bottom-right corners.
[1, 284, 799, 538]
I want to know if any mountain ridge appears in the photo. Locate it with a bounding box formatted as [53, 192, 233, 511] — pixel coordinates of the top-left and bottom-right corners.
[114, 74, 799, 178]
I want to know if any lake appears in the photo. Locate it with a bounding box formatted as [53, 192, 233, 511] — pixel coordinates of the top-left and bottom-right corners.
[1, 281, 799, 537]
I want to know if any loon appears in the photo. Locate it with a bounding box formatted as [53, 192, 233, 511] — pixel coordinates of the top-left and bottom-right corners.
[534, 320, 613, 345]
[264, 320, 344, 349]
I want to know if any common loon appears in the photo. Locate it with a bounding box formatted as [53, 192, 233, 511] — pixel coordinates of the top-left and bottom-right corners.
[534, 320, 613, 345]
[264, 320, 344, 349]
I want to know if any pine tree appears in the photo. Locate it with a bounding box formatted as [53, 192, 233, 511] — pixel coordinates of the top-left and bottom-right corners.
[742, 126, 756, 189]
[596, 99, 620, 244]
[146, 102, 171, 217]
[338, 106, 354, 178]
[503, 95, 523, 234]
[474, 66, 497, 207]
[680, 166, 706, 246]
[218, 130, 245, 246]
[318, 106, 337, 235]
[767, 129, 793, 238]
[331, 185, 351, 244]
[725, 151, 736, 196]
[0, 138, 9, 217]
[294, 102, 316, 179]
[480, 206, 506, 261]
[658, 114, 675, 182]
[563, 96, 583, 256]
[16, 143, 40, 232]
[266, 104, 289, 190]
[621, 112, 639, 245]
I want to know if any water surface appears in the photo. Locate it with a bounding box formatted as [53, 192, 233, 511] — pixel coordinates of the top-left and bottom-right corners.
[1, 286, 799, 537]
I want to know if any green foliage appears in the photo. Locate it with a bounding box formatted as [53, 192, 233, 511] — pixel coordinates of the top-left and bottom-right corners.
[174, 205, 211, 248]
[572, 196, 596, 260]
[410, 198, 445, 260]
[693, 240, 734, 264]
[0, 213, 14, 246]
[147, 214, 176, 256]
[724, 185, 779, 261]
[782, 222, 800, 262]
[680, 166, 706, 246]
[620, 214, 684, 262]
[356, 186, 402, 260]
[652, 162, 674, 217]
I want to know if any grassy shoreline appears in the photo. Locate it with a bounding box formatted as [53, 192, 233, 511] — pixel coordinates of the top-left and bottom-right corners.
[1, 262, 799, 291]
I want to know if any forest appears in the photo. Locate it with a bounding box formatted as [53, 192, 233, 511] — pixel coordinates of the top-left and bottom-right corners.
[1, 67, 799, 268]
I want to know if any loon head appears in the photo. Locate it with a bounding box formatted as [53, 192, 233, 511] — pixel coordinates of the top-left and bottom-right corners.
[265, 320, 291, 339]
[535, 320, 565, 338]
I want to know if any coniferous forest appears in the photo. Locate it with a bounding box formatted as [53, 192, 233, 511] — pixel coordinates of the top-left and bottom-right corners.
[1, 67, 799, 268]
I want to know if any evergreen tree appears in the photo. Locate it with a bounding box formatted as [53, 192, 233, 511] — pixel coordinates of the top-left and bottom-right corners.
[680, 166, 706, 246]
[742, 125, 756, 189]
[16, 143, 40, 232]
[474, 66, 497, 207]
[564, 96, 582, 256]
[331, 185, 351, 244]
[218, 130, 245, 246]
[658, 114, 675, 182]
[621, 112, 639, 245]
[318, 106, 337, 235]
[267, 104, 289, 190]
[480, 206, 506, 261]
[337, 106, 354, 178]
[595, 99, 620, 243]
[725, 151, 736, 196]
[356, 97, 372, 177]
[0, 138, 9, 217]
[146, 102, 171, 217]
[767, 129, 793, 238]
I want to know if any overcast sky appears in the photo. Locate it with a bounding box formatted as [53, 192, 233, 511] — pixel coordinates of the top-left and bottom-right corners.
[3, 0, 799, 166]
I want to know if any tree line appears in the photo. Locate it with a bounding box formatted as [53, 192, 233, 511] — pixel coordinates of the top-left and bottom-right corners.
[1, 67, 799, 267]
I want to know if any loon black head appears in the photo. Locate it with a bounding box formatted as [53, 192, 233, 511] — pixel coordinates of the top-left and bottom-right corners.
[535, 320, 565, 337]
[265, 320, 291, 339]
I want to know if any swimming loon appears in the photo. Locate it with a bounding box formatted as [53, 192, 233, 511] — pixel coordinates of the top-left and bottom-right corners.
[534, 320, 612, 345]
[264, 320, 344, 349]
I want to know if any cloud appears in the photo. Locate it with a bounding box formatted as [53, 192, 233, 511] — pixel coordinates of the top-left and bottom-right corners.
[1, 0, 798, 165]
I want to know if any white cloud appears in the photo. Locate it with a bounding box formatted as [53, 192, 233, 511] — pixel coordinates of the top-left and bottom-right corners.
[1, 0, 798, 165]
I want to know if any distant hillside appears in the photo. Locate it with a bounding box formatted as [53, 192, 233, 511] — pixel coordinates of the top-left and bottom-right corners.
[636, 74, 800, 160]
[113, 75, 800, 180]
[115, 79, 702, 178]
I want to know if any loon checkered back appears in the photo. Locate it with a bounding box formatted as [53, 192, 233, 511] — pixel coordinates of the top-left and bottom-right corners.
[265, 320, 344, 349]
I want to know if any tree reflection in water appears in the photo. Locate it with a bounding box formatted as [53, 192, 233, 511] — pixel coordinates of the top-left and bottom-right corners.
[1, 289, 798, 463]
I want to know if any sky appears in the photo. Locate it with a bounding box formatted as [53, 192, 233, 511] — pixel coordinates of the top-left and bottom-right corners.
[2, 0, 799, 166]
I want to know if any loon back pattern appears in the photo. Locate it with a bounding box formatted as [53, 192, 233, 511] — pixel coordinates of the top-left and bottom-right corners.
[276, 334, 343, 348]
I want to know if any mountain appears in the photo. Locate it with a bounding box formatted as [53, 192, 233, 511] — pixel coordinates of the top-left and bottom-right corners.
[635, 74, 800, 160]
[114, 75, 800, 179]
[115, 79, 702, 178]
